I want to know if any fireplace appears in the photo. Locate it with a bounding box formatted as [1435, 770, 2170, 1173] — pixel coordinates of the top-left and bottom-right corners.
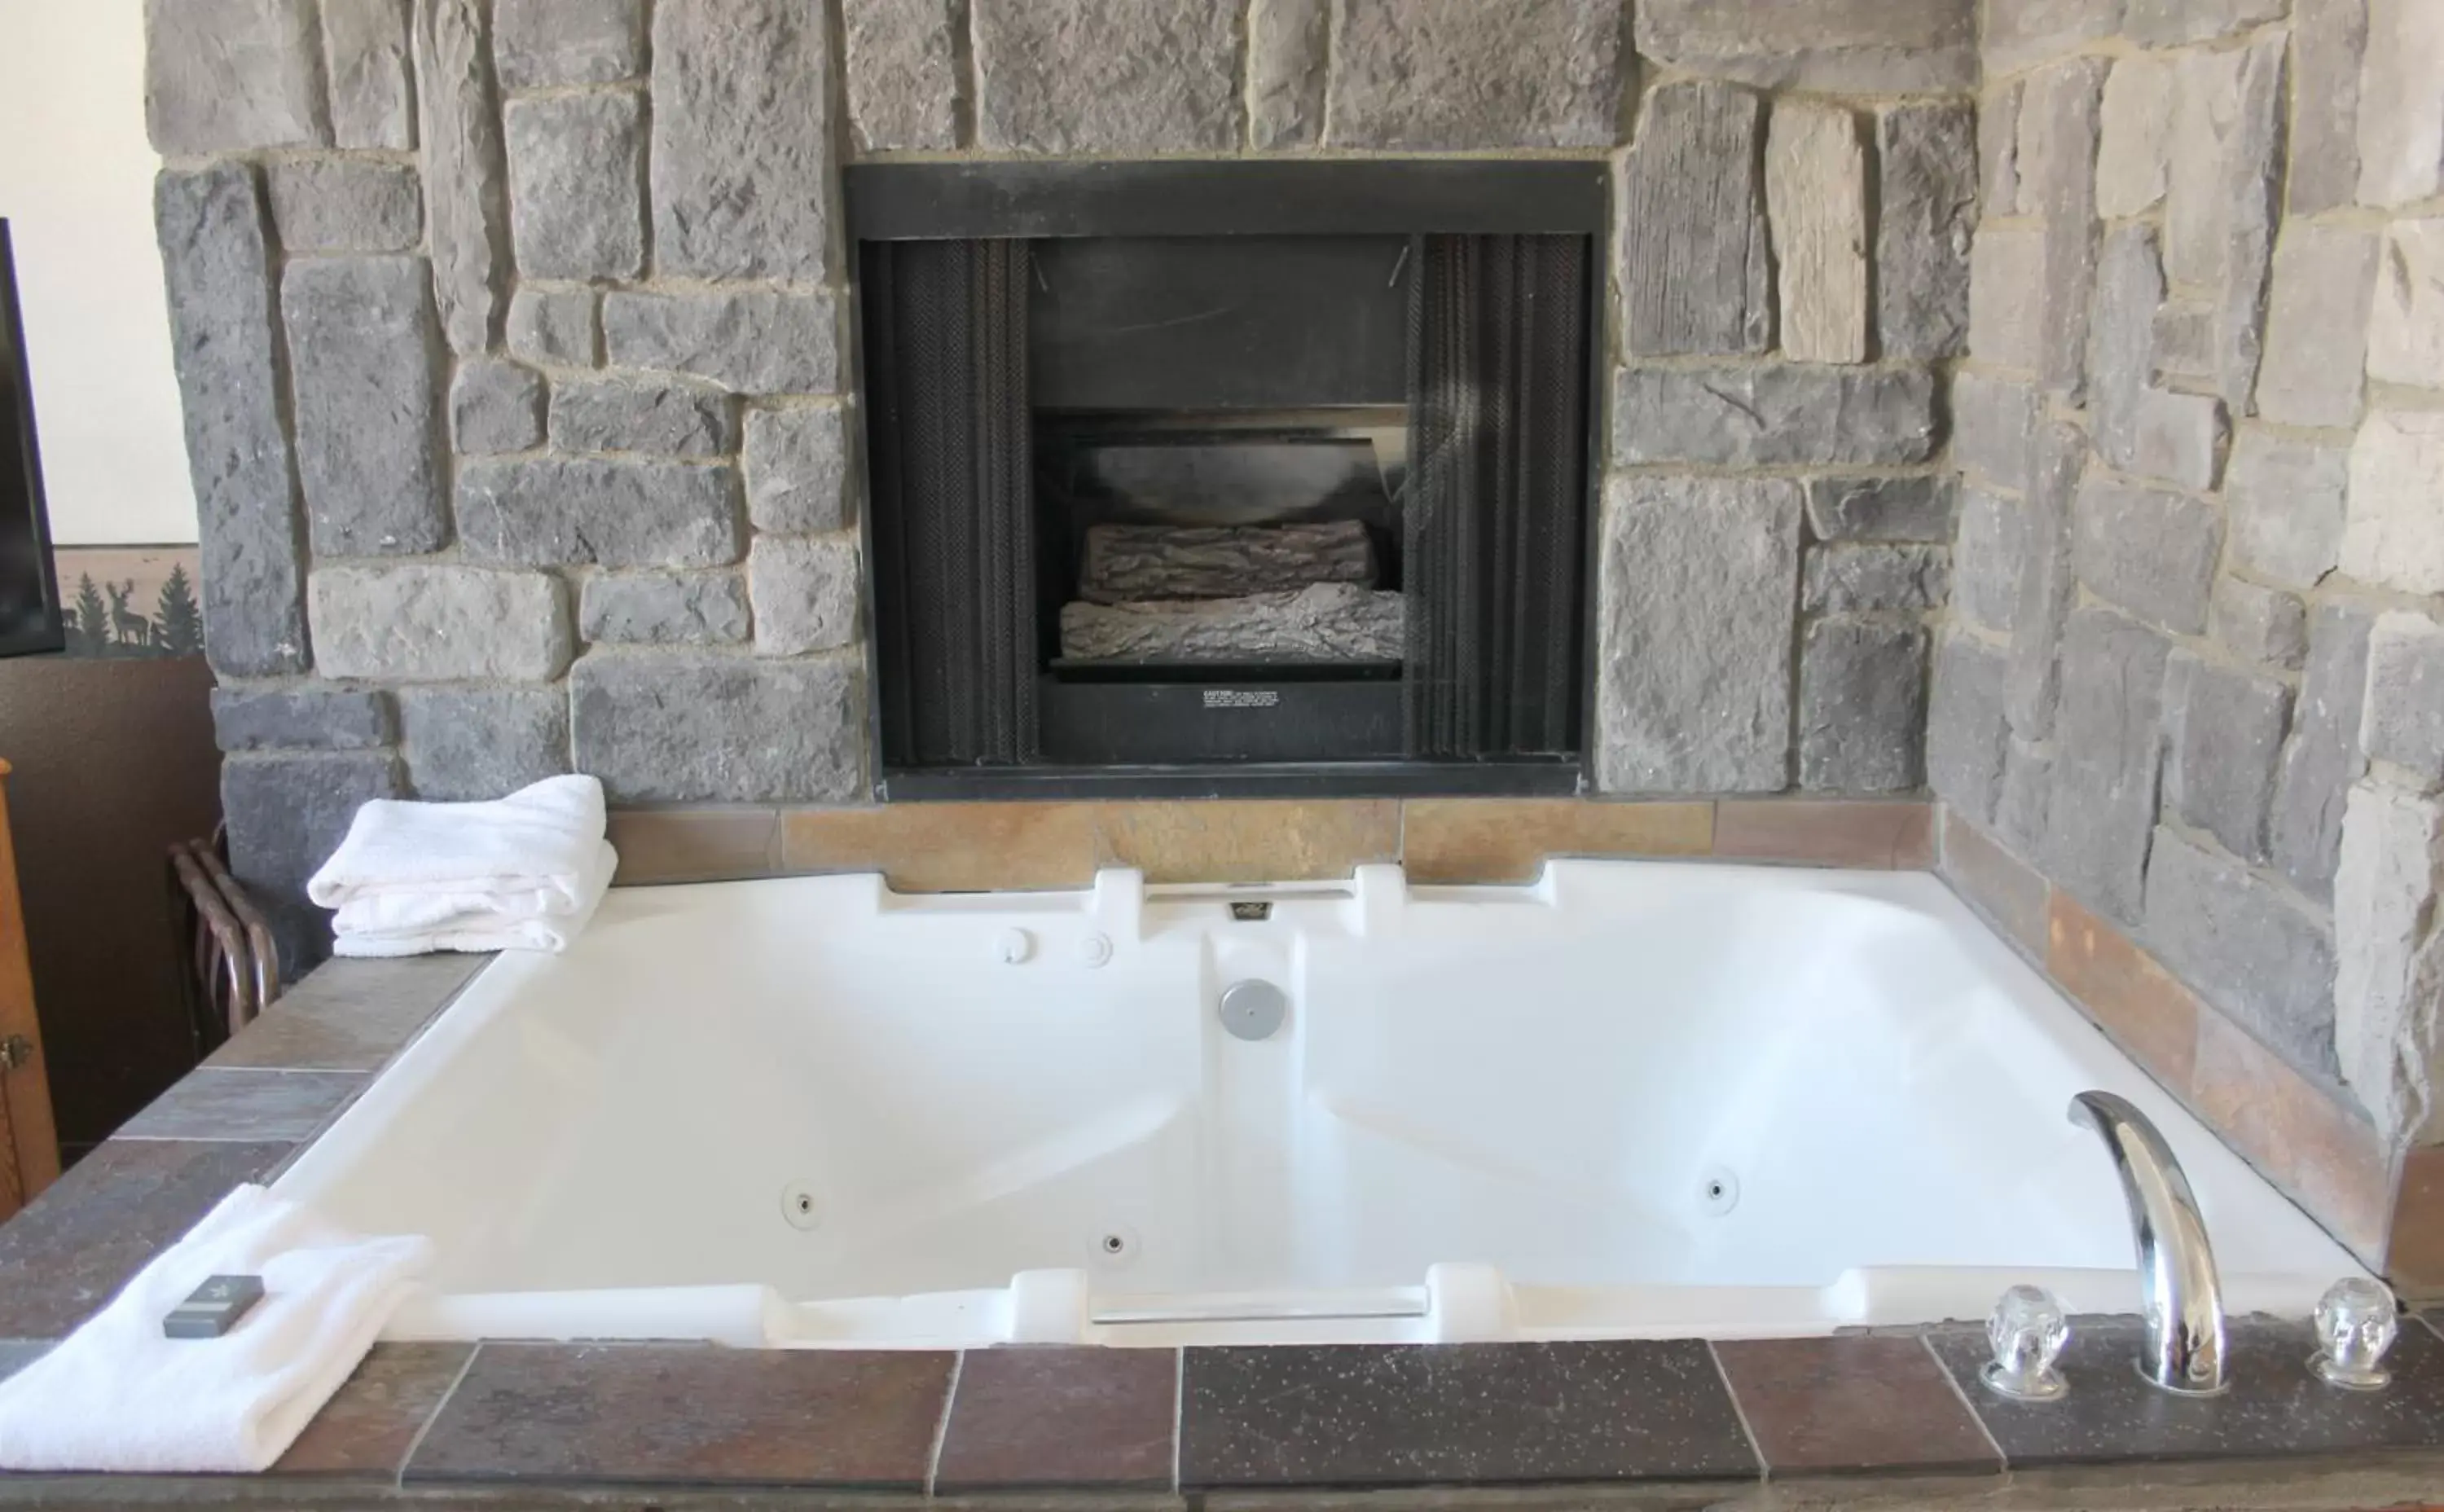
[849, 162, 1604, 798]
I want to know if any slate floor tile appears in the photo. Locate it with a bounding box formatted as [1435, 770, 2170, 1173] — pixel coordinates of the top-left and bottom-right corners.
[1180, 1340, 1759, 1489]
[274, 1342, 475, 1478]
[936, 1346, 1178, 1491]
[1713, 1334, 2000, 1476]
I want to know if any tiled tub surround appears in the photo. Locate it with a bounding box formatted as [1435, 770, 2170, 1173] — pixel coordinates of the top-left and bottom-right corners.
[1928, 0, 2444, 1290]
[0, 950, 2439, 1505]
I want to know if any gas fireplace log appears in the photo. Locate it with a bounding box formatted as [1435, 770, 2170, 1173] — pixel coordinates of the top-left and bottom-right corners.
[1076, 521, 1378, 604]
[1059, 583, 1404, 663]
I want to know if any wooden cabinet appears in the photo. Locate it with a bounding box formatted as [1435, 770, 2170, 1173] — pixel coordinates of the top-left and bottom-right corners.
[0, 758, 59, 1220]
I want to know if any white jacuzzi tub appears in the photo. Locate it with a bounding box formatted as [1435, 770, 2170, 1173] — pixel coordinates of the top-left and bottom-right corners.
[270, 860, 2369, 1349]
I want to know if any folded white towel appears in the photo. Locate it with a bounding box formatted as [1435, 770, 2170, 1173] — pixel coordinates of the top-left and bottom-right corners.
[332, 839, 617, 957]
[307, 774, 615, 956]
[0, 1185, 433, 1474]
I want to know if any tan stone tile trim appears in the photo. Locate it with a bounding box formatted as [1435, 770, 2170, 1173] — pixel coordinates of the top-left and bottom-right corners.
[613, 797, 1942, 889]
[1934, 807, 2398, 1271]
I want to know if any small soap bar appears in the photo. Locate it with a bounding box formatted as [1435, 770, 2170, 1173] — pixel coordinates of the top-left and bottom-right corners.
[164, 1274, 265, 1339]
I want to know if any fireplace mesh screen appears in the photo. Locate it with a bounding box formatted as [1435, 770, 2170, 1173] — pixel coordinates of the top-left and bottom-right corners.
[1404, 234, 1589, 758]
[865, 239, 1040, 767]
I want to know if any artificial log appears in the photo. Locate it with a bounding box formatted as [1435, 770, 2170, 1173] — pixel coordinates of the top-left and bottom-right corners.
[1076, 521, 1378, 604]
[1059, 583, 1404, 663]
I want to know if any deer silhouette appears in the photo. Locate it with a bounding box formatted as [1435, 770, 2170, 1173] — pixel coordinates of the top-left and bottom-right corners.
[107, 581, 153, 649]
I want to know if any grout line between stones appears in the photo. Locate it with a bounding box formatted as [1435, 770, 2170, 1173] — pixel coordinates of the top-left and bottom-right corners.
[1702, 1338, 1769, 1480]
[924, 1347, 964, 1495]
[392, 1340, 483, 1487]
[1923, 1330, 2012, 1471]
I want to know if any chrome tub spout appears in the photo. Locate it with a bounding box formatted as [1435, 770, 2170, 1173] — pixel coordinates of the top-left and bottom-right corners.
[2068, 1090, 2227, 1395]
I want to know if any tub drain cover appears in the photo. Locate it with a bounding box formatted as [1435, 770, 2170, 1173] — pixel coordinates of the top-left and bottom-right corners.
[1218, 979, 1289, 1041]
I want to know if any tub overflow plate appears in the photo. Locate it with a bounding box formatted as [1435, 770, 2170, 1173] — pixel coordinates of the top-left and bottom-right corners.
[1218, 979, 1289, 1041]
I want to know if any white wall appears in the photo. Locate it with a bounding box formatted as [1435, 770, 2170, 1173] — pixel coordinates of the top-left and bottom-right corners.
[0, 0, 197, 545]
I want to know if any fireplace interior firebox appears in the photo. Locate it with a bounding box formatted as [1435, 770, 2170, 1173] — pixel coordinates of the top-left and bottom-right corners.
[850, 163, 1605, 798]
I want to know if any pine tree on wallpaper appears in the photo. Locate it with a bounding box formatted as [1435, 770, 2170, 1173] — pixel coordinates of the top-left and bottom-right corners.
[71, 573, 108, 651]
[152, 565, 201, 655]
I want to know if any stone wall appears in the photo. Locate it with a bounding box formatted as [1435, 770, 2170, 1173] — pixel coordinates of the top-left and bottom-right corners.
[1932, 0, 2444, 1212]
[146, 0, 1980, 960]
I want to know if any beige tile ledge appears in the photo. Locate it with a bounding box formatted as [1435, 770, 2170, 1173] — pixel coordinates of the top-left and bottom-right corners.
[607, 796, 1937, 890]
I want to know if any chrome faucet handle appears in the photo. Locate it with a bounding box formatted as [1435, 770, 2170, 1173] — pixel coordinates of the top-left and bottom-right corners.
[2310, 1277, 2398, 1391]
[1983, 1285, 2071, 1401]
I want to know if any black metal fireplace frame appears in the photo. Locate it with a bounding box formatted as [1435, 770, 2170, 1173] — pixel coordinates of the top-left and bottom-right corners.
[844, 160, 1611, 802]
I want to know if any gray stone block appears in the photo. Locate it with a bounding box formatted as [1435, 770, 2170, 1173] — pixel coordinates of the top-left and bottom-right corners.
[2257, 224, 2378, 431]
[2184, 37, 2286, 411]
[974, 0, 1238, 153]
[2020, 57, 2105, 401]
[145, 0, 327, 152]
[1952, 488, 2023, 634]
[1612, 366, 1935, 468]
[2344, 411, 2444, 596]
[844, 0, 960, 152]
[1997, 739, 2055, 855]
[2150, 300, 2215, 385]
[2358, 0, 2444, 206]
[1767, 102, 1870, 364]
[1950, 371, 2038, 492]
[1633, 0, 1973, 92]
[321, 0, 415, 150]
[1927, 628, 2009, 825]
[2271, 604, 2379, 900]
[505, 92, 645, 281]
[2368, 219, 2444, 389]
[266, 161, 422, 253]
[2070, 477, 2222, 635]
[282, 257, 446, 558]
[2364, 612, 2444, 791]
[2226, 430, 2347, 591]
[2164, 650, 2292, 863]
[1621, 81, 1771, 358]
[1980, 81, 2022, 218]
[415, 0, 510, 354]
[1982, 0, 2118, 74]
[1247, 0, 1328, 150]
[2088, 224, 2165, 475]
[2096, 54, 2173, 218]
[1877, 103, 1974, 363]
[494, 0, 646, 90]
[580, 571, 752, 646]
[1329, 0, 1623, 150]
[310, 565, 573, 681]
[2044, 609, 2172, 925]
[1802, 476, 1956, 543]
[744, 407, 851, 534]
[603, 289, 840, 395]
[154, 165, 308, 678]
[1801, 544, 1948, 615]
[1968, 227, 2047, 374]
[551, 377, 734, 458]
[458, 458, 742, 569]
[2125, 0, 2288, 43]
[398, 687, 571, 802]
[749, 536, 863, 656]
[221, 750, 403, 929]
[2005, 421, 2085, 740]
[450, 359, 545, 455]
[211, 687, 395, 752]
[653, 0, 833, 279]
[2131, 389, 2229, 494]
[2335, 782, 2444, 1138]
[1593, 476, 1800, 794]
[2146, 827, 2341, 1082]
[571, 653, 864, 802]
[2292, 0, 2371, 215]
[2209, 578, 2308, 670]
[1799, 620, 1928, 794]
[507, 288, 598, 367]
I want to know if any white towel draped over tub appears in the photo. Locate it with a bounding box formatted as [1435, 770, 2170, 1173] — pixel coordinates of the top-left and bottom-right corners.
[0, 1185, 433, 1473]
[306, 774, 617, 956]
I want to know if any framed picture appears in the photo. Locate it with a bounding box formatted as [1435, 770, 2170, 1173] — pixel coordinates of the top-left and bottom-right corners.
[0, 220, 65, 658]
